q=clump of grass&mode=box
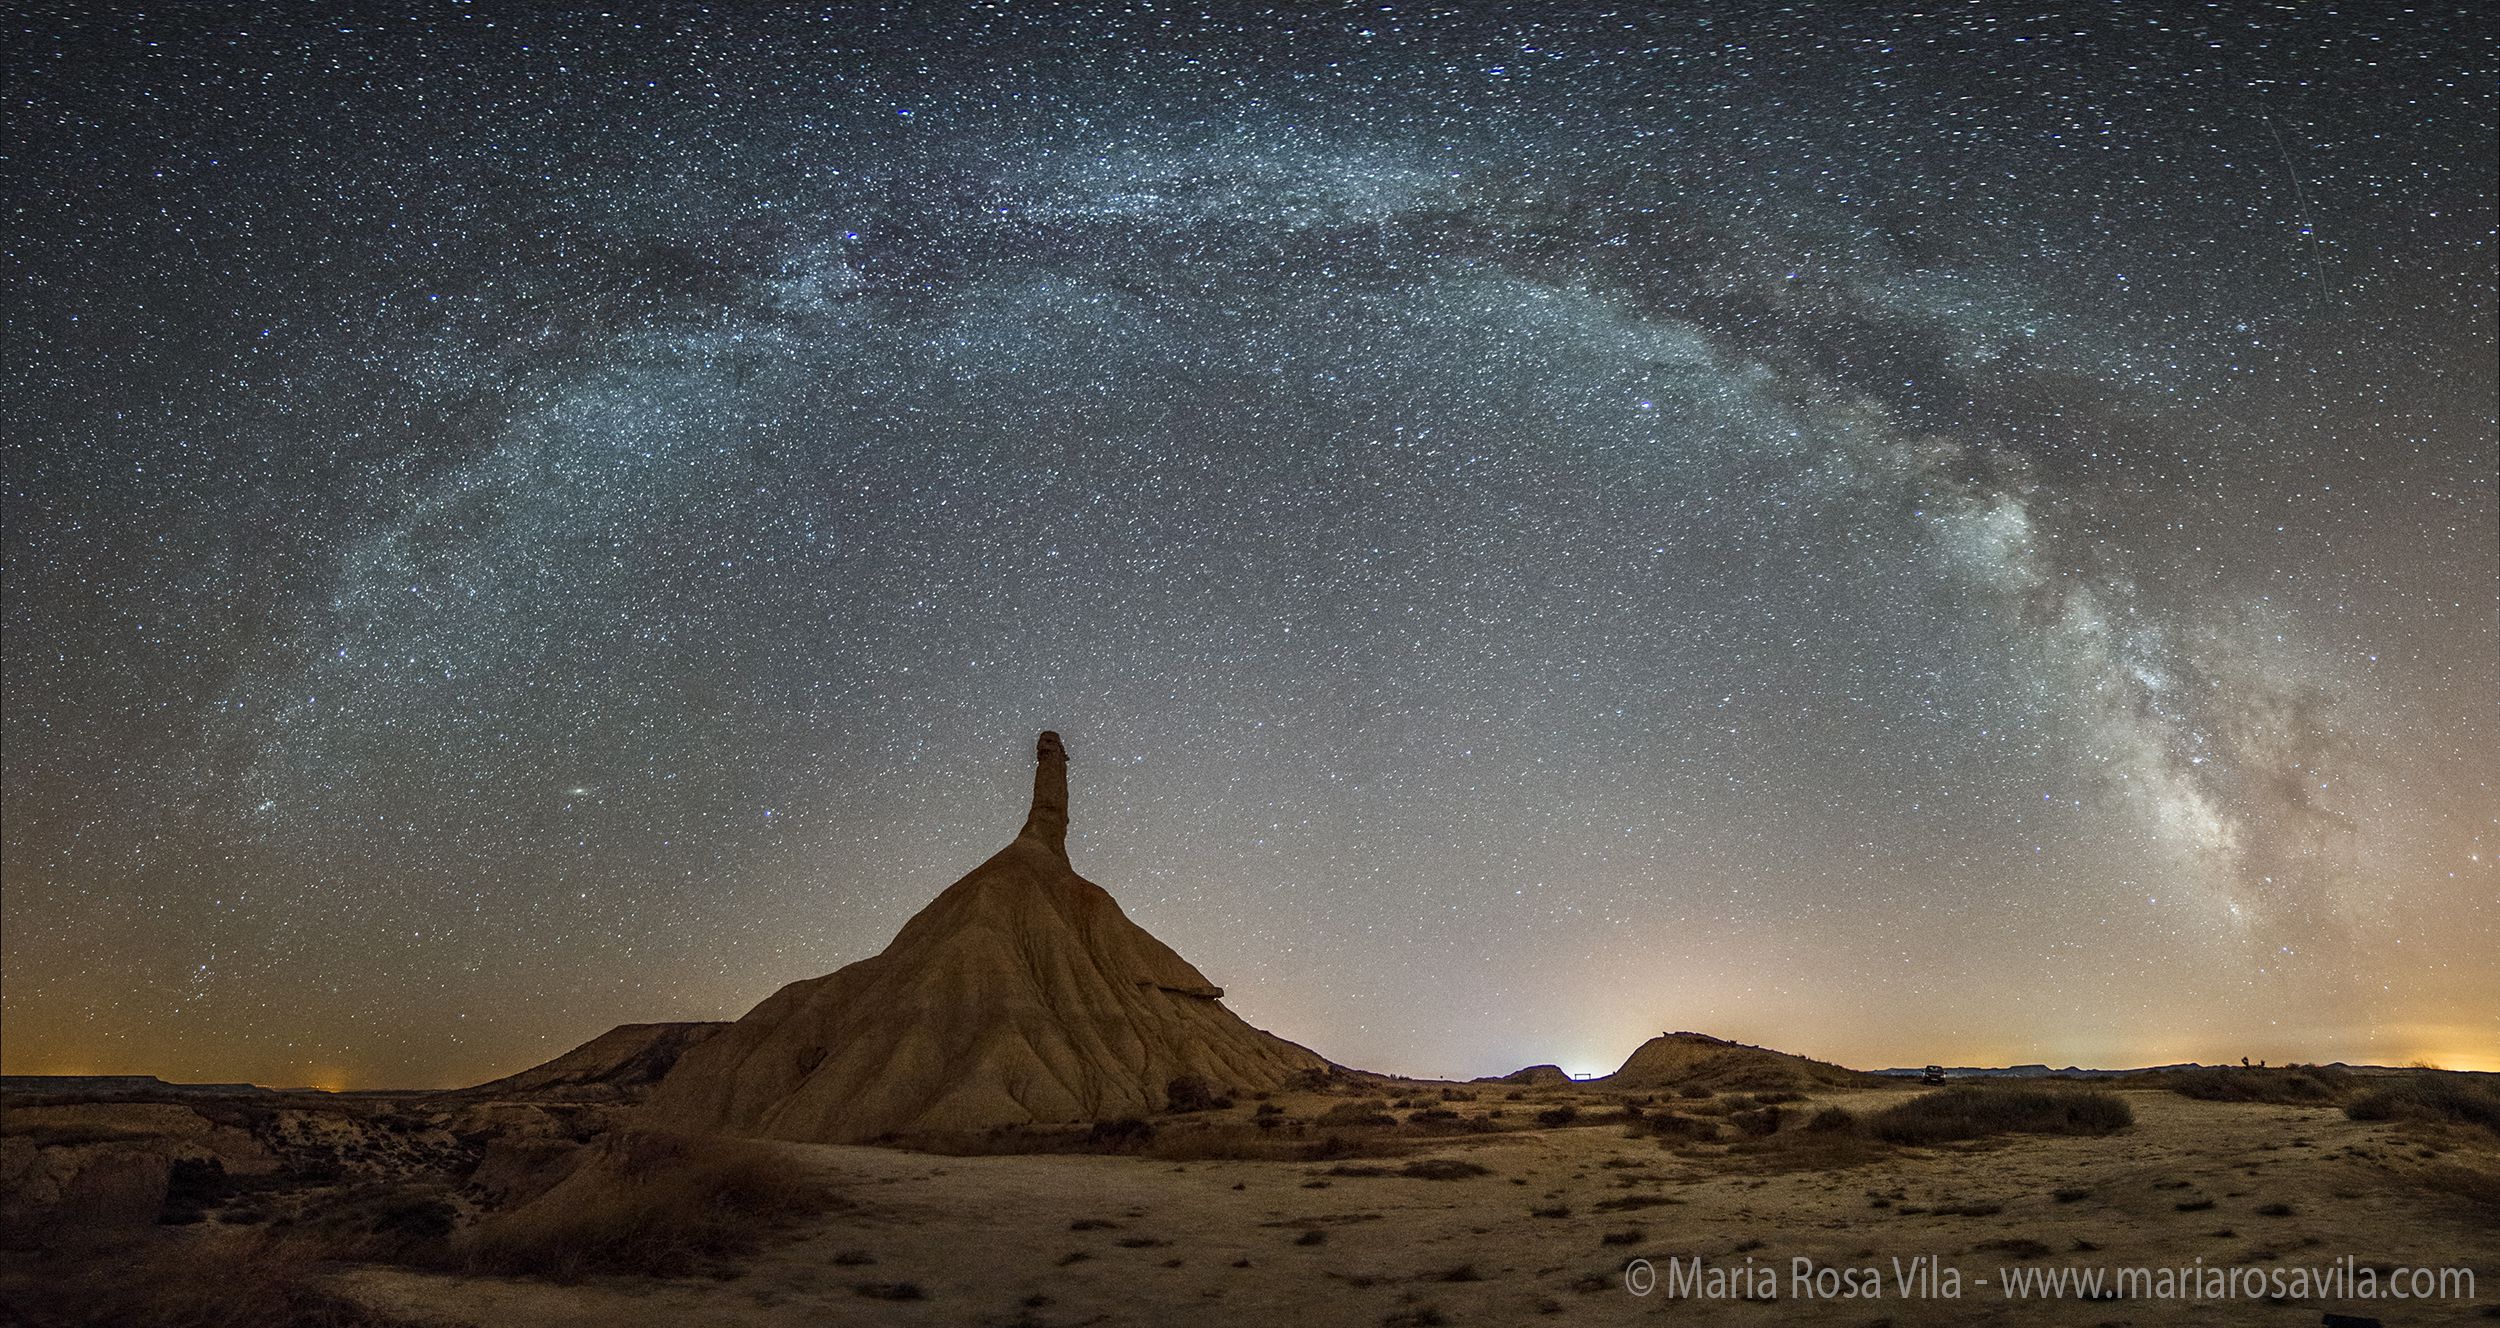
[1163,1074,1234,1114]
[2157,1065,2354,1104]
[1087,1117,1158,1148]
[0,1228,417,1328]
[2344,1075,2500,1137]
[1294,1229,1327,1246]
[276,1182,459,1263]
[1866,1087,2132,1145]
[1804,1107,1858,1133]
[1318,1101,1399,1129]
[1728,1106,1785,1137]
[1397,1159,1490,1181]
[456,1131,830,1281]
[1592,1194,1680,1212]
[853,1281,925,1301]
[1534,1106,1581,1128]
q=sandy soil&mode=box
[336,1088,2498,1327]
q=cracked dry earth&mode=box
[338,1090,2498,1327]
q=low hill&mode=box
[1476,1064,1572,1087]
[1595,1032,1876,1093]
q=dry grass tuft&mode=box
[1866,1087,2132,1146]
[2344,1074,2500,1139]
[2152,1065,2355,1105]
[455,1131,831,1281]
[0,1228,419,1328]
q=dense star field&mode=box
[4,4,2494,1088]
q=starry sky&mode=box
[5,3,2495,1089]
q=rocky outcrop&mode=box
[1595,1031,1874,1092]
[0,1104,278,1244]
[448,1022,730,1103]
[641,732,1332,1143]
[1478,1064,1573,1087]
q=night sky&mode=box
[5,3,2494,1089]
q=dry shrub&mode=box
[466,1138,586,1208]
[275,1182,458,1264]
[1867,1087,2132,1146]
[2158,1066,2354,1105]
[456,1131,829,1281]
[0,1228,415,1328]
[2344,1074,2500,1138]
[1394,1158,1491,1180]
[1629,1112,1719,1142]
[1729,1106,1786,1137]
[1162,1075,1232,1114]
[1710,1108,1894,1171]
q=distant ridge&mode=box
[1876,1061,2438,1080]
[0,1075,274,1099]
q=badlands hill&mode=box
[447,1022,729,1102]
[640,732,1332,1143]
[1479,1064,1573,1087]
[1595,1031,1878,1092]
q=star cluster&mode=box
[5,3,2494,1086]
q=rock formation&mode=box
[447,1022,730,1103]
[640,732,1330,1142]
[1595,1031,1874,1093]
[1478,1064,1573,1088]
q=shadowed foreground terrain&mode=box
[5,1069,2494,1327]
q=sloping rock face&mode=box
[1478,1064,1573,1087]
[1596,1032,1874,1093]
[641,732,1331,1143]
[449,1022,730,1102]
[0,1104,278,1245]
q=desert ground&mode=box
[7,1070,2495,1327]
